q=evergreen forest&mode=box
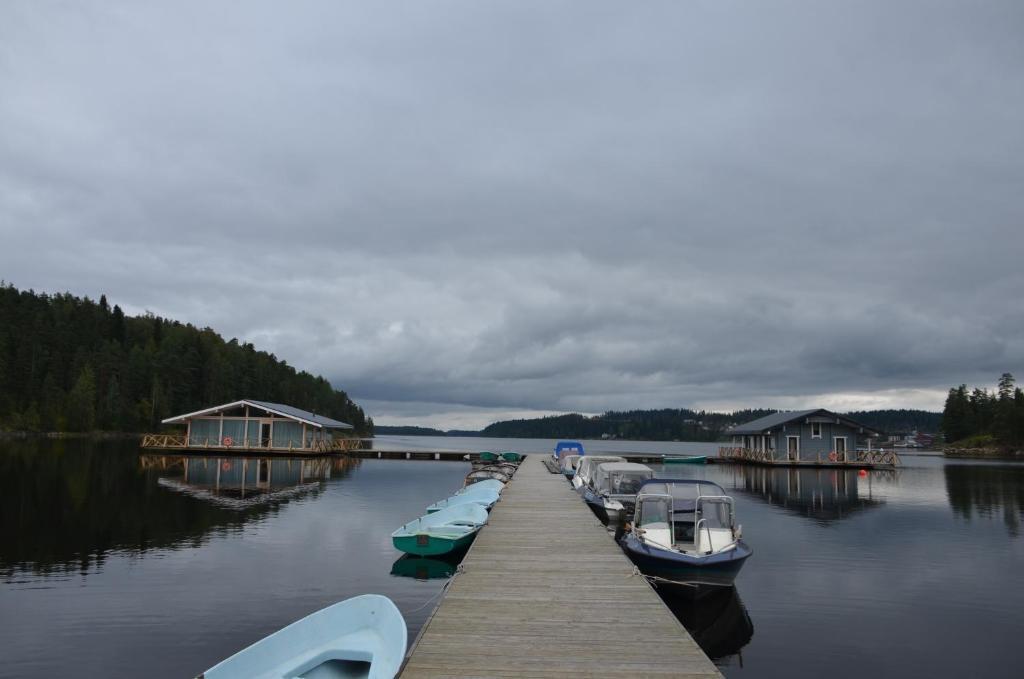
[941,373,1024,448]
[478,408,941,441]
[0,285,372,435]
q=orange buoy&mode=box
[223,436,234,447]
[858,469,868,477]
[828,451,838,462]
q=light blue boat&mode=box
[199,594,406,679]
[426,487,500,514]
[456,479,504,495]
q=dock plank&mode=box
[401,455,722,678]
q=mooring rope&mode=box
[406,563,466,613]
[628,565,698,589]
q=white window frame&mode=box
[811,422,822,439]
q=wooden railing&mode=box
[718,446,777,462]
[141,433,363,453]
[141,434,188,449]
[719,446,900,466]
[856,449,902,466]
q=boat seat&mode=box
[697,527,734,555]
[639,522,673,550]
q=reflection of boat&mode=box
[392,504,488,556]
[201,594,406,679]
[581,462,654,525]
[664,456,707,465]
[390,554,461,580]
[658,586,753,660]
[572,456,625,492]
[426,486,500,514]
[620,479,751,587]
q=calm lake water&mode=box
[3,435,1024,678]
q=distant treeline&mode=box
[477,408,941,441]
[941,373,1024,447]
[373,425,448,436]
[0,284,372,435]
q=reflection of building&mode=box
[142,399,357,454]
[141,454,358,509]
[725,465,885,522]
[723,409,890,466]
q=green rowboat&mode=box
[662,455,707,464]
[499,451,522,462]
[391,503,488,556]
[479,451,499,462]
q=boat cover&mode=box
[592,462,654,495]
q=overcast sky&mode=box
[2,1,1022,429]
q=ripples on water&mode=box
[2,437,1024,678]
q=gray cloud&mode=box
[2,1,1023,427]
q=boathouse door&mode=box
[834,436,847,461]
[787,436,800,461]
[261,422,272,448]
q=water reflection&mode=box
[945,463,1024,536]
[390,554,461,580]
[723,465,886,523]
[143,455,351,509]
[0,439,357,574]
[658,586,753,664]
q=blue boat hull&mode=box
[620,533,752,588]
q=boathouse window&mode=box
[811,422,822,439]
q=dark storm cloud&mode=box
[2,1,1023,427]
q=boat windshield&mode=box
[697,497,733,530]
[637,496,671,527]
[610,472,651,494]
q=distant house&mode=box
[726,409,883,462]
[142,399,355,454]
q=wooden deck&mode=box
[401,455,722,678]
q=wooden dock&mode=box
[401,455,722,678]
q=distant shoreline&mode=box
[0,430,142,440]
[944,446,1024,461]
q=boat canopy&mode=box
[593,462,654,495]
[637,478,727,510]
[575,456,626,485]
[554,440,585,457]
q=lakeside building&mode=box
[141,399,355,454]
[722,408,889,465]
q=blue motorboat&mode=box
[553,440,584,463]
[619,479,751,588]
[199,594,406,679]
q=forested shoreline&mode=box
[941,373,1024,450]
[0,285,372,435]
[456,408,941,441]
